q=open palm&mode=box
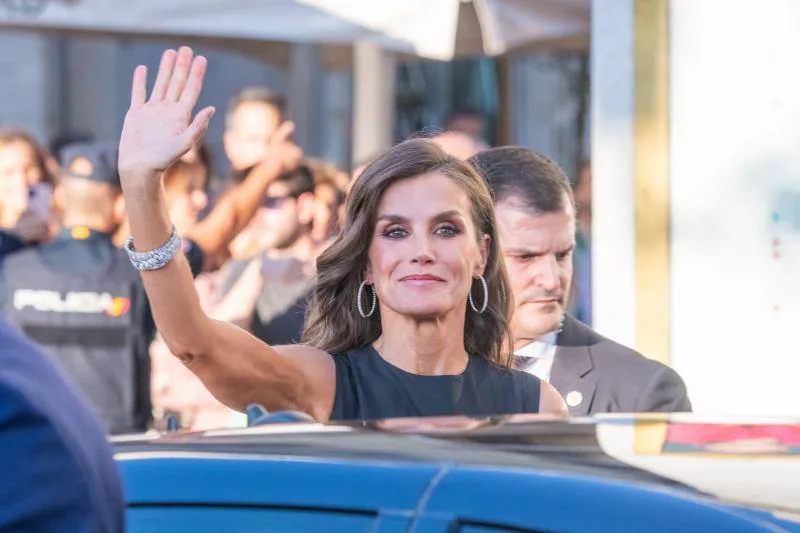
[118,47,215,184]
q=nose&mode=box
[411,233,435,265]
[535,255,560,291]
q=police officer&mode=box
[1,131,304,434]
[0,141,201,435]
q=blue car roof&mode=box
[114,414,800,532]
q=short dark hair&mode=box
[276,163,315,198]
[225,86,286,129]
[467,146,575,215]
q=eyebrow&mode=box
[377,210,466,224]
[503,243,576,255]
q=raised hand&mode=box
[118,47,215,186]
[264,120,303,174]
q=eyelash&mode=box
[515,250,573,262]
[382,224,461,239]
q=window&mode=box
[128,506,376,533]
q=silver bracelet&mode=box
[124,227,182,271]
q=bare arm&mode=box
[185,123,301,264]
[117,47,336,421]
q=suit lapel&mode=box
[550,315,596,416]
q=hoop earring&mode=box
[468,275,488,314]
[357,281,377,318]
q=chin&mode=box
[391,299,455,321]
[516,308,562,337]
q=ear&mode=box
[475,233,490,277]
[296,191,316,225]
[113,194,127,226]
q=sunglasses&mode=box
[262,195,294,209]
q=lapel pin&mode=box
[566,391,583,408]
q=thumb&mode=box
[270,120,295,146]
[184,106,216,146]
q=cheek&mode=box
[366,240,392,278]
[560,262,573,285]
[504,260,527,285]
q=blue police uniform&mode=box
[0,317,124,532]
[0,142,204,435]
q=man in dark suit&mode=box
[469,147,691,416]
[0,317,124,532]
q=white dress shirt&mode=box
[513,331,558,382]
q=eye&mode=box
[382,226,408,239]
[556,249,574,261]
[435,224,460,237]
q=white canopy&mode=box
[0,0,590,61]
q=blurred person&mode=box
[1,142,156,434]
[48,132,94,179]
[116,47,566,421]
[212,163,318,346]
[0,129,55,257]
[1,133,299,434]
[307,158,347,244]
[149,127,302,430]
[470,147,691,415]
[223,86,286,178]
[432,130,488,160]
[0,317,124,532]
[445,108,488,145]
[164,120,301,270]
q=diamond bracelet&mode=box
[124,227,182,271]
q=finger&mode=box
[183,106,216,147]
[130,65,147,108]
[179,55,208,110]
[166,46,195,102]
[270,121,295,145]
[150,49,177,102]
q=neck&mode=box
[513,324,562,351]
[373,306,469,375]
[268,232,316,263]
[61,213,114,233]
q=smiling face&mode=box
[365,172,488,321]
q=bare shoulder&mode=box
[539,380,569,417]
[273,343,332,362]
[272,344,337,421]
[272,344,336,381]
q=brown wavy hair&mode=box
[302,138,514,367]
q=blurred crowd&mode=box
[3,85,591,433]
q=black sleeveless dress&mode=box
[329,345,542,421]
